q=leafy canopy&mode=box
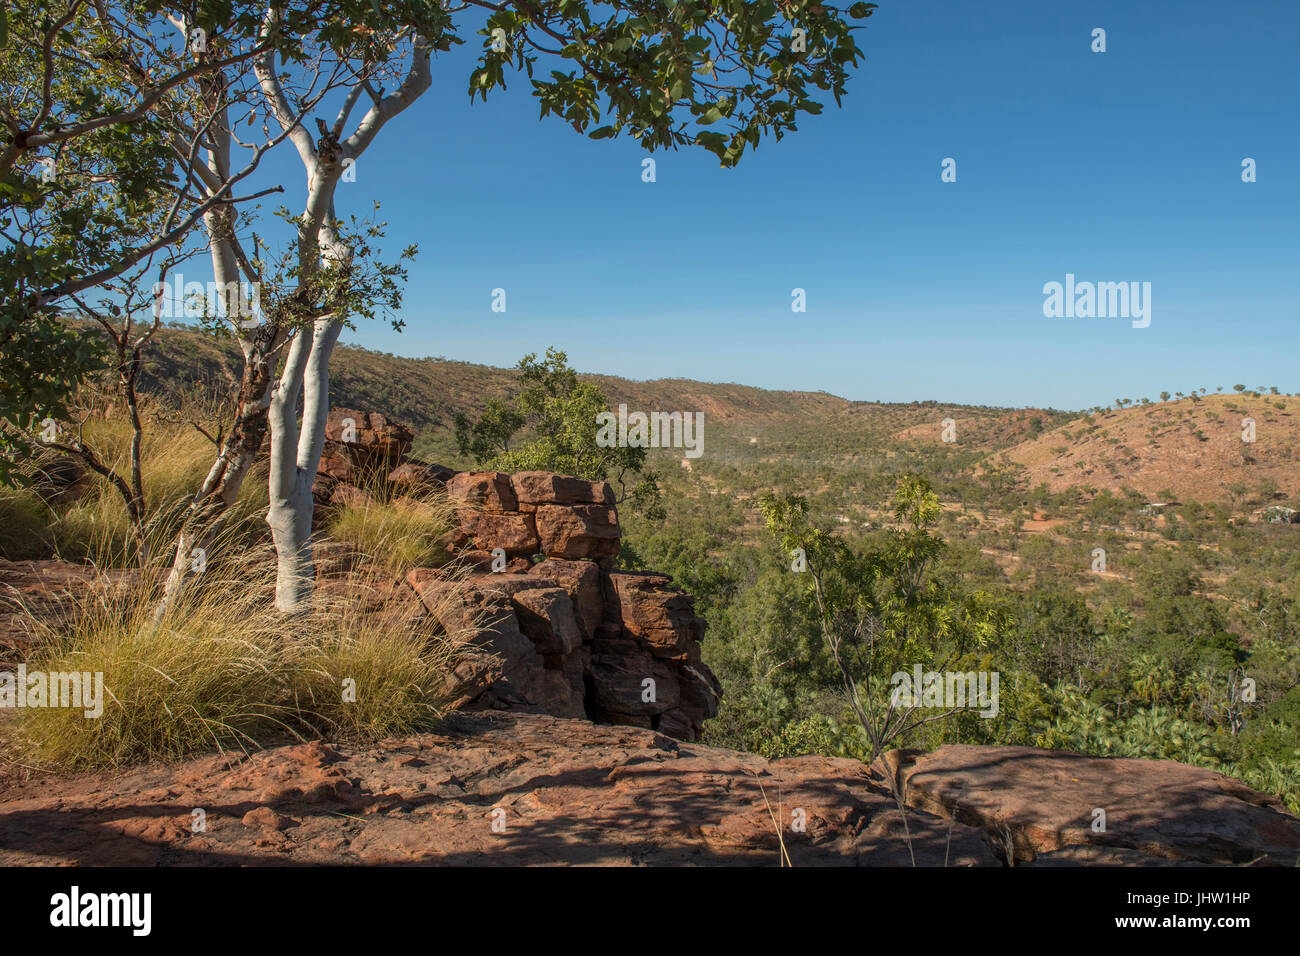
[470,0,878,166]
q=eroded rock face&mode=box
[533,504,620,563]
[606,571,704,660]
[452,511,539,557]
[511,471,614,508]
[387,462,454,492]
[407,561,719,739]
[446,471,517,513]
[3,713,1293,867]
[318,409,413,484]
[528,558,602,639]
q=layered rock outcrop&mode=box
[309,411,721,741]
[877,744,1300,865]
[412,470,721,740]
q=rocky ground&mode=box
[1,712,1297,866]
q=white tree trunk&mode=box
[255,18,432,611]
[266,315,342,610]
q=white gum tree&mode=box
[164,0,875,613]
[256,7,432,610]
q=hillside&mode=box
[995,393,1300,503]
[134,324,1300,508]
[138,323,1055,466]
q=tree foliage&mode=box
[456,347,663,516]
[469,0,877,166]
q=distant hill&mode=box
[994,393,1300,503]
[137,323,1047,465]
[134,324,1298,505]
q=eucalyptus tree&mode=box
[167,0,880,611]
[0,0,322,480]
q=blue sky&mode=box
[240,0,1299,410]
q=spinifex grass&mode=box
[326,474,457,577]
[11,543,474,770]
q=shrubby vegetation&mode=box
[454,349,664,517]
[4,330,1297,812]
[12,537,471,769]
[620,415,1300,813]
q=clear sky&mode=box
[240,0,1300,410]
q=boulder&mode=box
[453,511,539,557]
[534,504,620,563]
[324,408,412,461]
[446,471,517,513]
[511,587,582,655]
[605,571,703,660]
[880,744,1300,866]
[0,712,1006,866]
[406,572,583,719]
[388,461,455,492]
[528,558,603,640]
[512,471,615,508]
[319,409,413,484]
[587,649,682,718]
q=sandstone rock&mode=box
[242,807,291,831]
[318,409,413,485]
[325,408,412,461]
[446,471,517,513]
[587,649,681,717]
[881,744,1300,866]
[605,571,703,660]
[316,448,358,483]
[406,572,572,717]
[511,587,582,655]
[528,558,603,639]
[329,482,375,510]
[454,511,539,556]
[458,550,529,574]
[533,504,619,562]
[512,471,614,508]
[0,712,1015,867]
[388,461,455,491]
